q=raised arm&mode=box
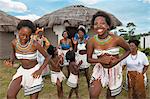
[117,36,131,62]
[32,40,50,78]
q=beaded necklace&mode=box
[94,35,112,45]
[130,53,138,60]
[16,37,33,53]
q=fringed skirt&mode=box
[90,63,122,96]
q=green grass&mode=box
[0,60,150,99]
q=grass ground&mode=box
[0,60,150,99]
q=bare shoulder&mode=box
[60,39,63,43]
[110,34,123,41]
[88,36,95,43]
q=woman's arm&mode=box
[142,65,149,74]
[34,40,50,71]
[43,37,50,50]
[117,36,130,62]
[68,39,73,50]
[32,40,50,78]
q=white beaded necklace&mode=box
[130,52,138,60]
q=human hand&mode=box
[32,69,42,78]
[3,60,13,67]
[78,60,83,65]
[73,40,78,45]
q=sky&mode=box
[0,0,150,34]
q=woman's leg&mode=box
[56,79,63,99]
[30,92,39,99]
[84,68,90,88]
[7,76,22,99]
[106,88,115,99]
[89,80,102,99]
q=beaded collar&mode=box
[16,37,34,54]
[94,35,112,45]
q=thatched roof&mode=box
[34,5,122,29]
[0,10,20,32]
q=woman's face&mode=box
[78,30,84,38]
[94,16,109,36]
[18,27,32,44]
[63,32,68,38]
[37,31,43,38]
[129,42,138,52]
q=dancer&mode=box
[4,20,50,99]
[47,45,66,99]
[66,50,82,99]
[87,11,130,99]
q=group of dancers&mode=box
[4,11,149,99]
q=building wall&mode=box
[0,32,15,59]
[45,28,58,46]
[53,25,65,45]
[140,35,150,48]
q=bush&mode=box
[141,48,150,56]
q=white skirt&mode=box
[67,73,78,88]
[51,71,66,85]
[11,64,43,96]
[76,53,90,69]
[90,63,122,96]
[58,49,69,66]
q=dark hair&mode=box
[78,27,86,34]
[62,31,69,37]
[91,11,112,29]
[47,45,56,58]
[17,20,36,33]
[66,50,75,62]
[128,39,140,47]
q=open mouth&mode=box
[97,29,104,32]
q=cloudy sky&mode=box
[0,0,150,34]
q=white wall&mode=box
[140,35,150,48]
[53,25,65,45]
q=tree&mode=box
[126,22,136,36]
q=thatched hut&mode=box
[0,11,20,59]
[34,5,122,45]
